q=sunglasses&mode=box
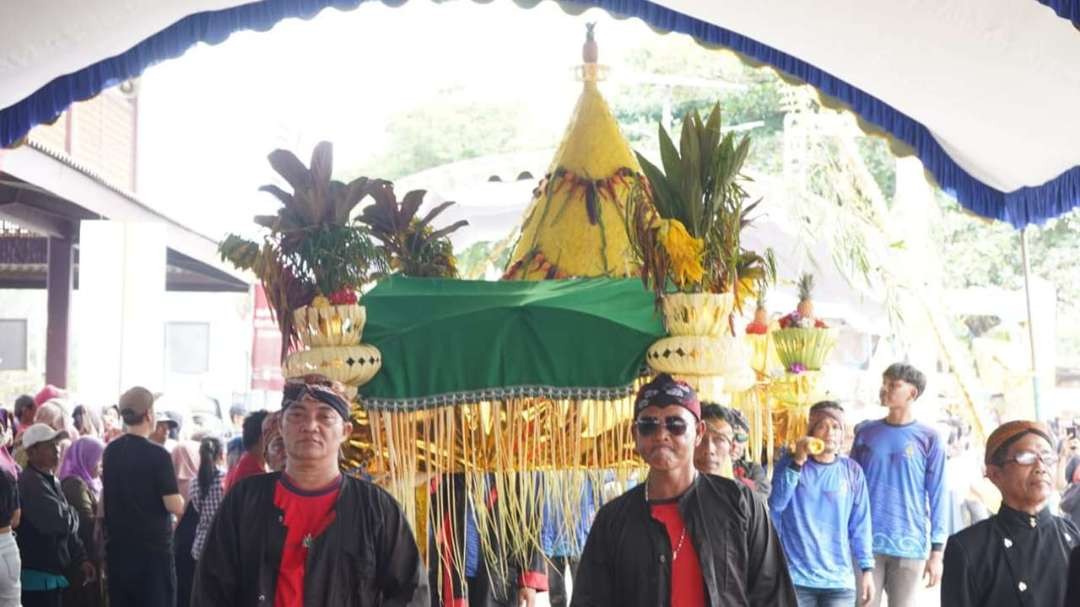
[734,432,749,443]
[1000,450,1058,467]
[635,416,690,437]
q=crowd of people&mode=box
[0,362,1078,606]
[0,384,294,607]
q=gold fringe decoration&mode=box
[731,385,770,472]
[349,389,649,605]
[766,371,827,451]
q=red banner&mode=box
[251,285,284,391]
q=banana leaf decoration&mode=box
[218,141,388,358]
[626,102,776,318]
[356,181,468,278]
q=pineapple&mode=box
[746,286,770,335]
[779,272,827,329]
[796,273,815,319]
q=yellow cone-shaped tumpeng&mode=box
[504,27,644,280]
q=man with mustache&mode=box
[192,376,427,606]
[941,420,1079,606]
[693,404,735,479]
[570,373,795,607]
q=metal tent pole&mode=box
[1019,227,1042,421]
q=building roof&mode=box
[0,142,249,292]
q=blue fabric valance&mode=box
[1,0,1078,228]
[1034,0,1080,27]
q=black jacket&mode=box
[942,505,1078,607]
[16,465,86,574]
[570,473,795,607]
[192,472,428,607]
[1066,545,1080,607]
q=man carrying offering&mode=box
[192,376,428,606]
[571,373,795,607]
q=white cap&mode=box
[155,410,180,428]
[21,423,69,450]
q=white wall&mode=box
[0,286,252,413]
[0,289,48,403]
[161,290,254,412]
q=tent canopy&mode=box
[358,276,665,410]
[1,0,1079,228]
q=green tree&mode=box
[939,197,1080,365]
[347,89,545,180]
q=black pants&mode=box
[21,589,63,607]
[547,556,579,607]
[106,547,176,607]
[174,504,198,607]
[465,553,520,607]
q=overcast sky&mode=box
[136,1,676,239]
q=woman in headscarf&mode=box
[72,406,102,439]
[58,436,106,607]
[100,405,122,443]
[33,400,68,433]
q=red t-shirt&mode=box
[650,502,706,607]
[273,474,342,607]
[225,451,266,492]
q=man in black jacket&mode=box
[192,375,428,606]
[941,420,1079,606]
[17,423,94,607]
[571,374,795,607]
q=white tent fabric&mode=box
[654,0,1080,194]
[0,1,247,111]
[1,0,1079,226]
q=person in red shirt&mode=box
[224,410,269,492]
[261,410,286,473]
[192,375,427,606]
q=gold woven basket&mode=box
[661,292,734,337]
[646,335,734,376]
[294,304,367,348]
[675,375,727,403]
[283,344,382,397]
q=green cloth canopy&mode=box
[358,276,665,411]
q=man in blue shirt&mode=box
[771,401,874,606]
[850,363,947,607]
